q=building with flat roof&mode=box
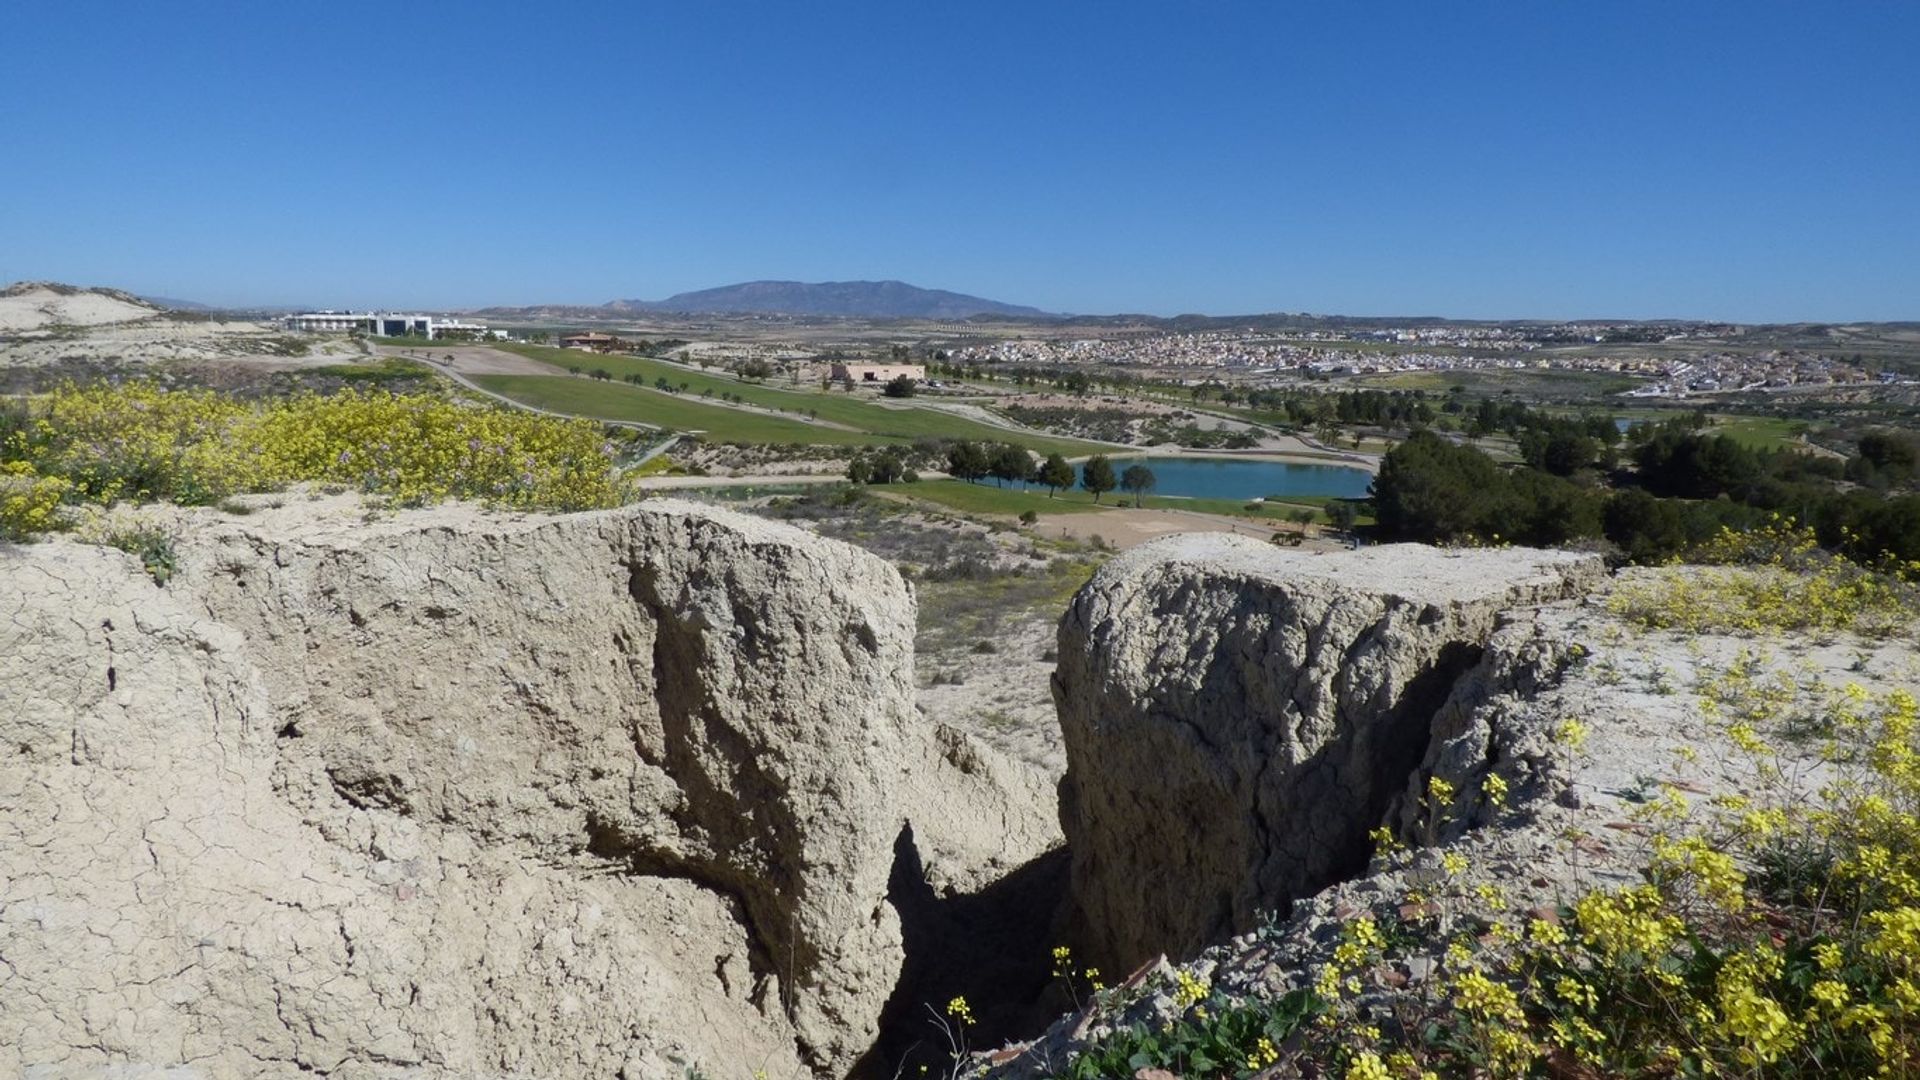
[561,332,626,353]
[831,362,925,384]
[281,311,491,340]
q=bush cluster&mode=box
[1371,430,1602,546]
[0,382,625,538]
[1371,426,1920,565]
[1609,521,1919,638]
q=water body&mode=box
[1102,456,1373,501]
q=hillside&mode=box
[609,279,1052,319]
[0,280,353,370]
[0,281,163,332]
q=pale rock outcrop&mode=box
[0,497,1048,1078]
[1053,536,1602,971]
[975,571,1911,1077]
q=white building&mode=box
[282,311,491,340]
[830,361,926,384]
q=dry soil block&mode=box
[1053,536,1601,971]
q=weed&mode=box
[104,525,177,585]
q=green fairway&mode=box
[498,344,1103,454]
[1709,415,1811,450]
[471,375,888,445]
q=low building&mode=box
[282,311,364,334]
[561,332,625,353]
[281,311,490,340]
[831,362,925,384]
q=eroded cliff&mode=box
[1053,536,1603,972]
[0,497,1056,1078]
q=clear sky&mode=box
[3,2,1915,321]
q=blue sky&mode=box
[3,2,1915,321]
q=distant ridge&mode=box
[140,295,217,313]
[608,280,1051,319]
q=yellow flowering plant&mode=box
[0,382,627,532]
[1041,568,1920,1079]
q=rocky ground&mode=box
[0,494,1060,1079]
[0,283,358,370]
[739,487,1094,775]
[10,482,1910,1079]
[967,546,1919,1077]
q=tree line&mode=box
[847,439,1159,506]
[1371,421,1920,565]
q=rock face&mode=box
[1053,536,1602,971]
[0,497,1032,1078]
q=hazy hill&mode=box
[608,280,1051,319]
[0,281,163,332]
[140,295,218,313]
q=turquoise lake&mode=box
[1100,456,1373,500]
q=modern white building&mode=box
[282,311,492,339]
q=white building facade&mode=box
[282,311,491,339]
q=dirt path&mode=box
[633,473,846,490]
[1029,505,1343,549]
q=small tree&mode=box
[1325,500,1359,534]
[883,375,917,398]
[1038,453,1075,498]
[1120,463,1157,507]
[989,444,1034,488]
[1081,455,1117,503]
[592,368,611,381]
[845,456,873,485]
[946,441,989,484]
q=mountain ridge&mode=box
[608,279,1052,319]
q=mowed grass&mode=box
[1710,414,1811,450]
[498,344,1102,454]
[471,375,889,445]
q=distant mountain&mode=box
[609,280,1051,319]
[140,295,217,312]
